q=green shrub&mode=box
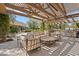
[10,25,20,33]
[0,14,10,39]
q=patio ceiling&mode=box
[0,3,79,23]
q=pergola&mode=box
[0,3,79,23]
[0,4,79,55]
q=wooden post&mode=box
[25,38,28,55]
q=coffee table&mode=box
[41,36,58,46]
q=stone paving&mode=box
[28,37,79,56]
[0,36,79,56]
[0,39,26,56]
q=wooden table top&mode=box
[41,36,58,41]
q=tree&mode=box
[53,23,58,29]
[76,22,79,28]
[59,23,67,30]
[0,14,10,41]
[47,22,52,30]
[9,14,16,24]
[40,20,46,32]
[10,25,20,33]
[27,19,39,31]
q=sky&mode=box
[15,15,30,23]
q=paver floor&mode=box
[28,37,79,56]
[0,36,79,56]
[0,39,26,56]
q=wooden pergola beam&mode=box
[47,4,57,16]
[25,4,55,17]
[5,3,68,21]
[49,3,65,20]
[60,3,67,15]
[6,4,79,21]
[5,4,48,20]
[6,9,43,20]
[2,3,79,23]
[67,13,79,18]
[55,13,79,19]
[55,3,66,15]
[49,3,66,16]
[49,3,58,11]
[0,4,6,14]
